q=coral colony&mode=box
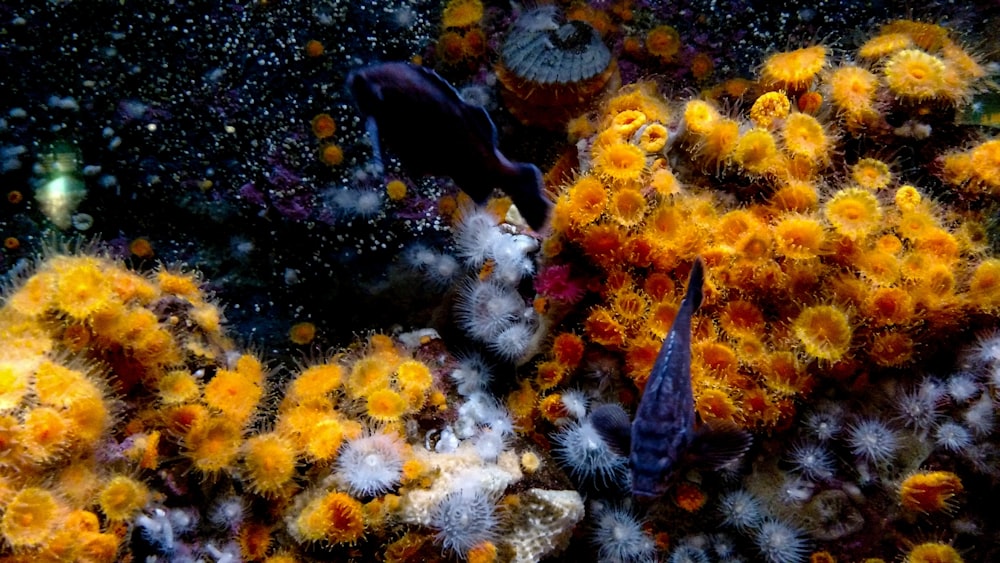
[3,1,1000,562]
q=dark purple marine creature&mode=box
[347,62,552,231]
[592,258,752,500]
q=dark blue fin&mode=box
[684,257,704,314]
[683,426,752,470]
[364,116,384,174]
[589,403,632,457]
[503,162,551,231]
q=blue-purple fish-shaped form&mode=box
[592,258,752,499]
[347,62,552,231]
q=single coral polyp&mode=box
[761,45,827,91]
[1,487,60,548]
[733,128,781,176]
[823,188,883,239]
[883,49,954,103]
[792,305,853,361]
[293,491,365,544]
[593,141,647,184]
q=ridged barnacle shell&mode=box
[500,6,611,85]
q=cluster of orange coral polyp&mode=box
[541,21,998,431]
[0,252,244,558]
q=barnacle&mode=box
[496,6,615,128]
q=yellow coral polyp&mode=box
[695,387,739,423]
[610,287,650,325]
[304,417,346,461]
[22,406,71,462]
[781,112,831,167]
[734,128,781,176]
[719,300,766,337]
[823,187,882,239]
[54,258,115,321]
[900,470,963,513]
[1,487,60,547]
[858,32,912,59]
[6,272,55,318]
[610,110,647,137]
[608,187,649,227]
[865,287,914,325]
[639,123,668,153]
[98,475,149,521]
[594,141,647,183]
[243,433,297,495]
[184,415,243,473]
[774,215,827,259]
[0,360,32,411]
[646,25,682,61]
[396,359,433,392]
[969,139,1000,192]
[852,158,892,190]
[204,369,261,424]
[906,542,964,563]
[562,176,608,226]
[827,65,879,117]
[969,258,1000,307]
[366,388,408,421]
[770,180,819,212]
[294,491,365,544]
[288,363,343,403]
[695,118,740,164]
[156,269,202,299]
[347,356,394,399]
[761,45,827,91]
[65,395,110,446]
[883,49,953,103]
[792,305,852,361]
[442,0,483,29]
[749,91,791,129]
[682,99,720,137]
[34,360,101,407]
[158,370,201,404]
